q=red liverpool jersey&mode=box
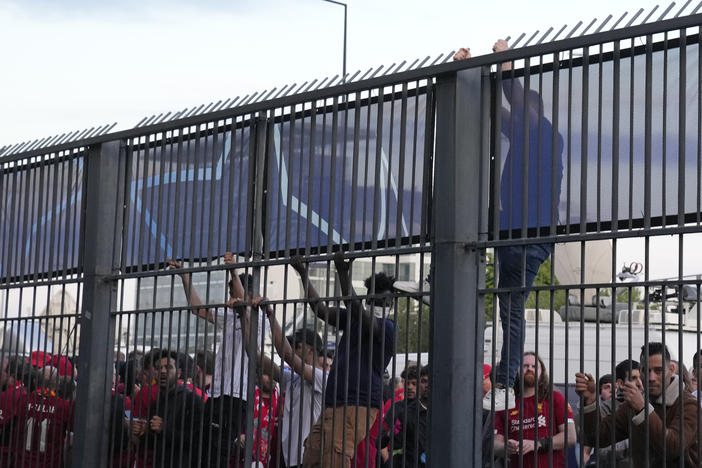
[13,391,74,468]
[494,391,574,468]
[0,384,28,466]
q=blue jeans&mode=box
[495,244,552,388]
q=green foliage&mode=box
[599,287,643,304]
[484,252,566,322]
[525,257,567,312]
[394,298,430,353]
[485,252,496,322]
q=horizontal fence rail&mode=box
[2,11,702,468]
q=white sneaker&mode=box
[482,386,516,412]
[393,279,431,305]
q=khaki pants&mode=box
[302,406,379,468]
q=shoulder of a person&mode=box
[280,367,294,383]
[681,391,701,407]
[215,307,235,318]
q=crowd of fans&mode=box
[2,339,702,467]
[0,250,426,468]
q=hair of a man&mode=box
[177,352,196,381]
[156,349,180,363]
[239,273,255,297]
[123,359,141,393]
[615,359,640,382]
[56,376,76,400]
[598,374,613,392]
[693,349,702,370]
[195,350,215,375]
[6,356,35,387]
[363,272,396,294]
[142,348,163,370]
[514,351,551,401]
[419,365,430,378]
[640,342,671,363]
[401,365,419,382]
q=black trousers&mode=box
[204,395,246,468]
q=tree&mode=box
[484,252,566,322]
[394,298,430,353]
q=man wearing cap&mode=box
[237,296,326,468]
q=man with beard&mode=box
[391,365,429,468]
[583,360,643,467]
[291,253,396,468]
[494,352,575,468]
[137,350,205,468]
[577,343,701,467]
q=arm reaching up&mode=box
[493,38,542,127]
[224,251,246,301]
[290,255,340,327]
[168,258,214,323]
[334,251,387,340]
[261,298,319,385]
[233,296,280,383]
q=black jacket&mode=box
[146,384,205,468]
[392,398,428,468]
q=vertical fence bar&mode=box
[429,67,487,468]
[72,140,123,468]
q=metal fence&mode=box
[1,10,702,468]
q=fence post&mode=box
[429,67,489,467]
[242,113,268,467]
[72,140,123,468]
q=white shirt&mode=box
[279,366,326,466]
[211,307,269,399]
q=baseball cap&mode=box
[286,328,324,354]
[52,355,74,377]
[483,364,492,380]
[28,350,52,368]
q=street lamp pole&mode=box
[321,0,347,82]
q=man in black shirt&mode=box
[141,350,205,468]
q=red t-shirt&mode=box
[0,384,28,464]
[133,383,159,419]
[132,384,159,468]
[249,387,279,465]
[13,391,74,468]
[494,391,574,468]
